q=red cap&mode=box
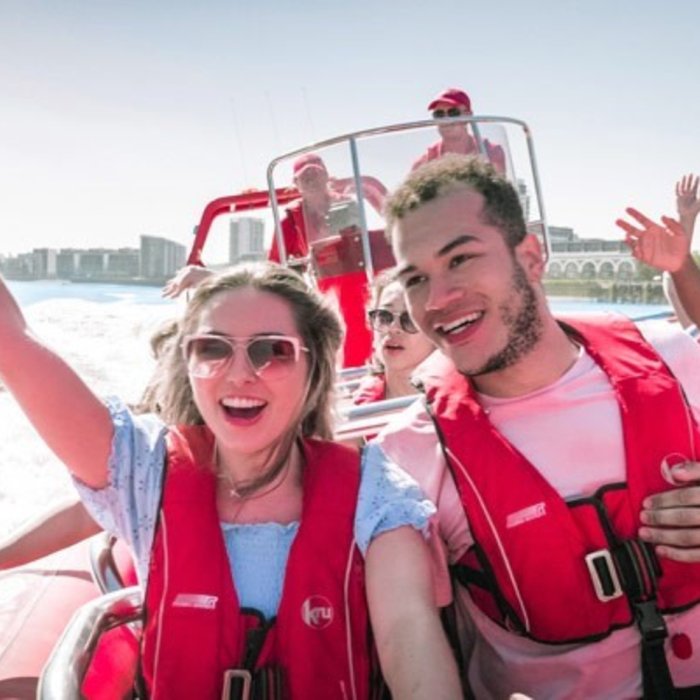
[427,88,472,113]
[293,153,327,177]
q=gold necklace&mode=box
[213,441,295,502]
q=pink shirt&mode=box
[366,318,700,699]
[412,138,507,174]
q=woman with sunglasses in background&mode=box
[353,271,435,405]
[0,264,460,699]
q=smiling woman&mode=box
[0,263,461,699]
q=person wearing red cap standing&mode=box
[270,153,376,367]
[162,154,384,368]
[412,88,506,174]
[269,154,341,263]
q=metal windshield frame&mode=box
[265,115,550,271]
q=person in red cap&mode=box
[269,153,345,263]
[163,154,387,368]
[269,153,384,368]
[412,87,506,174]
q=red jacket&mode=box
[423,315,700,643]
[269,203,372,368]
[412,138,506,174]
[352,374,387,405]
[141,427,372,699]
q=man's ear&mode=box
[514,233,545,281]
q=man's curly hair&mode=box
[385,154,527,249]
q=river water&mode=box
[0,280,672,538]
[0,281,179,538]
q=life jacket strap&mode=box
[585,539,661,605]
[587,540,676,699]
[220,618,284,700]
[613,539,662,601]
[222,666,284,700]
[585,549,624,602]
[222,669,252,700]
[635,600,677,700]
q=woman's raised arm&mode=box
[0,276,113,488]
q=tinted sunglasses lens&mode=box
[369,309,392,330]
[433,107,462,119]
[247,338,297,374]
[400,312,418,333]
[186,337,233,377]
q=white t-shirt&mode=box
[364,319,700,699]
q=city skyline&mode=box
[1,2,698,256]
[0,234,186,282]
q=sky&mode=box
[1,0,699,256]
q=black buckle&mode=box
[221,669,252,700]
[634,600,668,643]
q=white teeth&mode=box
[438,311,483,334]
[221,397,266,408]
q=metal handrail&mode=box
[340,394,418,420]
[338,366,369,382]
[38,587,143,700]
[334,394,419,442]
[88,532,126,594]
[265,115,549,266]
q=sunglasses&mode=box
[432,107,466,119]
[182,334,309,379]
[367,309,418,334]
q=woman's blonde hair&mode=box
[153,263,343,440]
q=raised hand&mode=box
[162,265,213,299]
[676,174,700,233]
[616,207,691,273]
[640,462,700,562]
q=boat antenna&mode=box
[265,90,282,154]
[302,86,317,142]
[231,98,250,186]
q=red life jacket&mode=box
[423,315,700,644]
[141,427,373,699]
[268,204,309,263]
[412,138,506,174]
[268,203,372,368]
[353,374,387,405]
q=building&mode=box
[106,248,140,278]
[76,249,110,278]
[1,238,184,282]
[31,248,58,278]
[549,226,577,245]
[140,235,187,280]
[56,249,82,279]
[229,217,266,264]
[545,228,638,280]
[0,252,34,278]
[53,247,140,280]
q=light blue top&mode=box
[75,398,434,619]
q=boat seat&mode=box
[38,587,142,700]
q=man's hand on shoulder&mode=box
[640,461,700,562]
